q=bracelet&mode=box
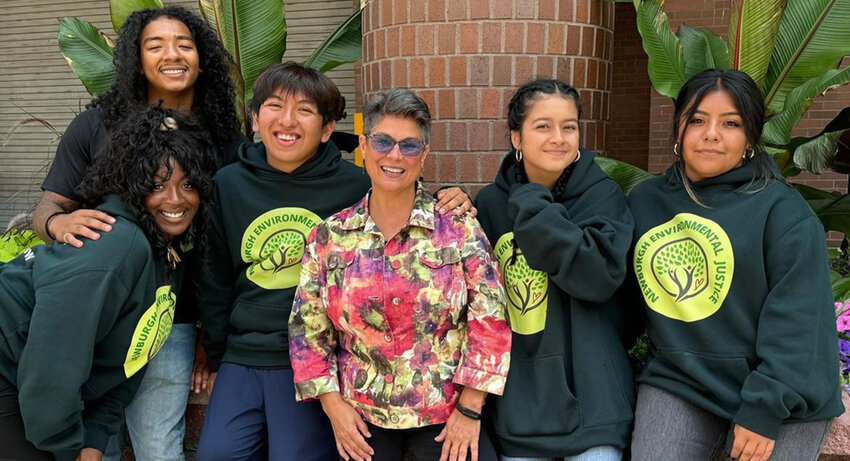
[44,211,66,241]
[454,403,481,421]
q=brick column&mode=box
[361,0,615,194]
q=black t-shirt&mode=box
[41,107,245,323]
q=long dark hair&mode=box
[89,6,238,150]
[507,78,583,201]
[77,107,216,264]
[672,69,784,204]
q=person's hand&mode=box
[730,424,775,461]
[192,341,210,394]
[435,409,481,461]
[319,392,373,461]
[75,447,103,461]
[436,187,477,217]
[49,209,115,248]
[205,371,217,397]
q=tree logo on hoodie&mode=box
[124,285,175,378]
[634,213,734,322]
[494,232,548,335]
[242,207,322,289]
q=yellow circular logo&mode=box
[124,285,175,378]
[494,232,548,335]
[241,208,322,290]
[634,213,734,322]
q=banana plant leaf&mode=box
[110,0,163,32]
[763,0,850,114]
[727,0,785,89]
[302,7,363,73]
[763,67,850,146]
[58,17,116,96]
[679,25,730,80]
[792,130,845,174]
[633,0,685,98]
[832,274,850,302]
[794,183,850,235]
[198,0,287,112]
[594,155,656,195]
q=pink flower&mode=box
[837,301,850,332]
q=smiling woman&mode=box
[289,89,511,461]
[0,107,215,461]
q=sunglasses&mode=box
[365,134,426,158]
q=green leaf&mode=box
[767,146,802,177]
[634,0,685,98]
[832,274,850,302]
[762,67,850,146]
[303,7,363,73]
[679,25,730,80]
[58,17,116,96]
[763,0,850,114]
[198,0,225,43]
[110,0,163,32]
[794,183,850,235]
[792,130,844,174]
[210,0,287,112]
[727,0,786,88]
[594,156,656,195]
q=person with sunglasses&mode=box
[289,88,511,461]
[197,66,475,461]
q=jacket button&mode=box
[392,297,402,305]
[391,260,401,269]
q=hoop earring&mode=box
[673,143,680,157]
[573,150,581,164]
[744,147,755,160]
[515,150,523,162]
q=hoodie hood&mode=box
[237,139,344,181]
[494,148,609,201]
[98,194,139,223]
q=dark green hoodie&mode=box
[0,195,175,460]
[628,163,845,439]
[474,150,637,457]
[202,140,369,370]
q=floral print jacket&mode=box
[289,186,511,429]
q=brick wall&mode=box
[607,3,650,169]
[361,0,614,196]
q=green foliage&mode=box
[302,7,363,73]
[727,0,785,89]
[594,156,656,195]
[110,0,163,31]
[0,230,44,263]
[58,17,115,96]
[633,0,684,98]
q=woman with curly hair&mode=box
[0,107,215,461]
[29,6,240,459]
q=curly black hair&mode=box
[507,79,583,201]
[77,106,216,266]
[89,6,238,150]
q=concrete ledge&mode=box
[819,390,850,461]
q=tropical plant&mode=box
[57,0,363,136]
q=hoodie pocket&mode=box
[492,355,581,436]
[649,348,751,410]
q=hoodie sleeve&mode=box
[507,181,634,303]
[733,214,842,439]
[201,183,236,371]
[17,269,129,460]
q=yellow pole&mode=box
[354,112,363,167]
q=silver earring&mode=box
[573,150,581,163]
[515,150,523,162]
[673,143,680,157]
[744,147,755,160]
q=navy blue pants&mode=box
[196,363,336,461]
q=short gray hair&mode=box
[363,89,431,144]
